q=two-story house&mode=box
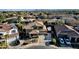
[0,23,19,45]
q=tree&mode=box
[4,34,9,48]
[56,19,65,25]
[0,15,5,23]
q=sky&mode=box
[0,0,79,9]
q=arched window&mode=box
[11,30,16,34]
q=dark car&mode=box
[58,38,65,47]
[58,34,71,47]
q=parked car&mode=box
[64,39,71,47]
[59,38,65,47]
[58,34,72,47]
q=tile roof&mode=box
[34,20,44,26]
[29,30,39,34]
[23,24,33,30]
[0,23,12,32]
[54,25,79,37]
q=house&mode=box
[21,17,36,23]
[48,19,57,24]
[33,20,44,30]
[33,20,47,35]
[23,20,47,39]
[62,17,77,25]
[73,24,79,32]
[4,17,18,24]
[23,23,34,32]
[0,23,19,45]
[54,25,79,37]
[25,15,35,19]
[29,30,39,38]
[54,24,79,47]
[44,33,52,43]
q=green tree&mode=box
[4,34,9,48]
[0,15,5,23]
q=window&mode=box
[0,37,2,39]
[77,38,79,43]
[0,26,2,28]
[0,33,3,35]
[71,37,76,43]
[47,27,51,31]
[38,27,43,29]
[11,30,16,34]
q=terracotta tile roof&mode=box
[29,30,39,34]
[0,24,12,32]
[34,20,44,26]
[23,20,44,29]
[23,23,34,30]
[24,15,35,19]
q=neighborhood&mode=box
[0,9,79,49]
